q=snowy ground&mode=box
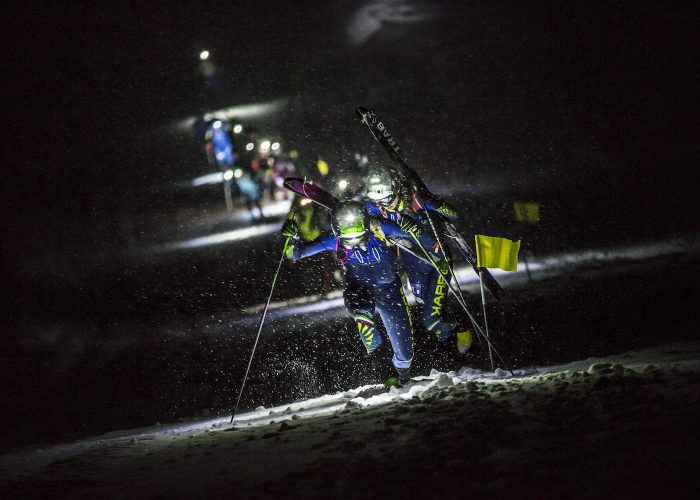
[2,340,699,499]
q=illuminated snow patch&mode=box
[191,171,226,187]
[171,98,289,132]
[156,223,281,251]
[274,297,345,316]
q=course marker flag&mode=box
[513,201,540,223]
[475,235,521,272]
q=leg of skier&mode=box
[404,252,473,355]
[344,283,383,354]
[374,281,414,385]
[344,282,394,382]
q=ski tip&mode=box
[355,106,369,118]
[282,177,299,190]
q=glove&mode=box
[435,202,459,220]
[398,216,423,237]
[281,219,300,240]
[284,241,297,260]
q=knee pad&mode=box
[354,313,382,354]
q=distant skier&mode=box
[205,120,235,170]
[236,170,265,222]
[363,161,473,354]
[204,119,238,212]
[281,201,440,386]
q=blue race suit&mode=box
[289,219,436,370]
[366,198,457,340]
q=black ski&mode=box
[356,106,503,300]
[356,106,431,198]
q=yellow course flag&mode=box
[475,235,521,272]
[513,201,540,223]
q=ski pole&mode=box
[479,271,495,372]
[230,236,292,424]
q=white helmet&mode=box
[333,201,370,249]
[364,162,396,206]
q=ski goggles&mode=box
[339,230,369,248]
[366,191,395,205]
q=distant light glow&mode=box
[271,142,280,151]
[233,124,243,134]
[246,143,255,151]
[338,179,348,190]
[223,170,234,181]
[300,198,312,206]
[233,168,243,179]
[260,140,271,150]
[199,50,210,60]
[212,120,222,129]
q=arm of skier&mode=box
[380,219,437,252]
[380,219,451,277]
[285,233,337,261]
[413,193,459,220]
[364,201,382,217]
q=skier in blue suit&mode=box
[363,162,473,354]
[282,201,439,386]
[205,120,235,169]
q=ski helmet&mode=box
[333,201,370,248]
[364,162,397,206]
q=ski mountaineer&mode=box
[363,161,473,355]
[281,201,440,386]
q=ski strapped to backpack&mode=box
[356,106,431,199]
[355,106,503,301]
[283,177,341,211]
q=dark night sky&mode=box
[2,1,698,268]
[4,2,697,172]
[4,3,340,135]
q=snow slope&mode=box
[2,341,699,498]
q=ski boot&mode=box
[456,329,473,355]
[384,367,411,388]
